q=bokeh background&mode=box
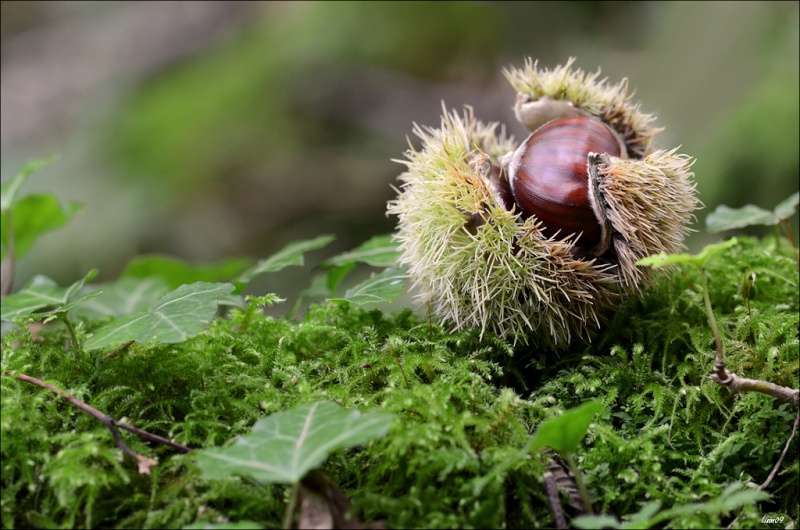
[2,1,798,301]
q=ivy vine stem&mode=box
[283,483,299,530]
[564,453,593,515]
[61,313,82,356]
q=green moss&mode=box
[2,236,797,528]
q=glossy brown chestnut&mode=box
[505,116,625,246]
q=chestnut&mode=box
[503,116,627,248]
[388,58,700,346]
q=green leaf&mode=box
[184,522,264,530]
[301,272,336,300]
[328,268,406,306]
[235,235,335,291]
[706,205,775,233]
[326,263,357,294]
[197,400,394,485]
[623,501,663,529]
[706,192,799,233]
[121,255,252,290]
[635,238,738,270]
[1,194,82,260]
[773,191,800,221]
[318,235,399,295]
[529,400,604,455]
[70,277,171,319]
[84,282,234,350]
[0,156,58,213]
[1,269,100,321]
[322,234,399,268]
[571,515,622,529]
[577,482,770,529]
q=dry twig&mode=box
[5,370,192,474]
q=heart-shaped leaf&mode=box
[235,235,335,292]
[329,268,406,306]
[529,400,604,455]
[1,194,82,261]
[71,277,171,319]
[84,282,234,350]
[121,255,252,289]
[197,401,394,485]
[636,238,738,270]
[1,269,100,321]
[0,156,58,213]
[706,192,799,233]
[322,234,399,268]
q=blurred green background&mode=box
[1,1,798,300]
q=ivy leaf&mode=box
[0,156,58,213]
[320,235,400,293]
[1,157,79,261]
[773,192,800,221]
[328,268,405,306]
[1,194,82,261]
[325,263,357,294]
[1,269,100,321]
[623,501,663,528]
[706,192,799,233]
[70,277,171,319]
[322,234,399,268]
[84,282,234,350]
[197,401,394,485]
[571,515,622,529]
[121,255,252,290]
[235,235,335,292]
[636,238,738,270]
[529,400,604,455]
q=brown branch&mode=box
[725,410,799,530]
[708,371,799,408]
[543,471,567,529]
[115,419,193,454]
[760,409,800,491]
[5,371,193,474]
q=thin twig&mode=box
[5,371,193,474]
[543,471,567,529]
[725,410,800,530]
[115,419,193,453]
[708,372,799,407]
[678,268,695,291]
[702,264,798,406]
[759,410,800,491]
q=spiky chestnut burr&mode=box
[387,58,700,345]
